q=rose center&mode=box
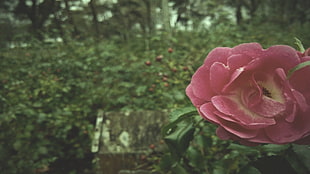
[262,87,272,98]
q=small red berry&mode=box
[149,144,155,149]
[183,66,189,71]
[148,87,154,92]
[140,155,147,160]
[156,55,163,62]
[168,48,173,53]
[145,61,152,66]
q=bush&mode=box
[0,21,309,173]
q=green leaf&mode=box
[287,61,310,79]
[260,144,290,154]
[161,107,200,160]
[13,141,23,151]
[186,146,204,169]
[213,165,226,174]
[228,143,260,155]
[239,165,261,174]
[294,37,305,52]
[291,145,310,172]
[171,162,188,174]
[159,154,176,171]
[38,146,48,155]
[168,106,197,123]
[163,119,195,160]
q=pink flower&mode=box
[186,43,310,145]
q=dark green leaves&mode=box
[162,106,198,160]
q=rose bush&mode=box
[186,43,310,145]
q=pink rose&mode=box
[186,43,310,145]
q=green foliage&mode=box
[160,108,310,174]
[0,16,309,173]
[0,33,195,173]
[0,42,96,173]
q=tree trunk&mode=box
[89,0,100,39]
[30,0,38,30]
[235,0,243,25]
[64,0,79,36]
[53,9,67,44]
[161,0,171,33]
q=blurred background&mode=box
[0,0,310,173]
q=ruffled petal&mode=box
[204,47,231,67]
[188,65,214,101]
[250,96,286,118]
[263,45,301,71]
[210,62,230,94]
[185,85,206,106]
[200,103,259,139]
[211,95,276,126]
[227,54,253,70]
[291,89,309,112]
[231,43,263,58]
[265,109,310,144]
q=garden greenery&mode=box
[1,22,310,173]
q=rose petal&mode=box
[204,47,231,67]
[250,96,286,117]
[185,85,206,106]
[210,62,230,94]
[263,45,301,71]
[232,43,263,58]
[289,57,310,104]
[246,130,274,144]
[211,95,276,126]
[200,103,259,138]
[216,126,232,140]
[198,103,218,123]
[222,67,245,92]
[265,109,310,144]
[189,65,214,101]
[284,101,297,123]
[294,134,310,145]
[227,54,253,70]
[291,89,309,112]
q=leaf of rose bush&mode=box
[294,37,305,52]
[239,165,261,174]
[162,107,199,160]
[228,144,261,155]
[290,145,310,172]
[168,106,197,122]
[163,119,195,160]
[260,144,290,155]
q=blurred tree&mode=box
[14,0,59,38]
[171,0,230,29]
[101,0,158,41]
[162,0,171,32]
[89,0,100,39]
[64,0,80,37]
[262,0,310,25]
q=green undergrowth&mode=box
[0,22,309,173]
